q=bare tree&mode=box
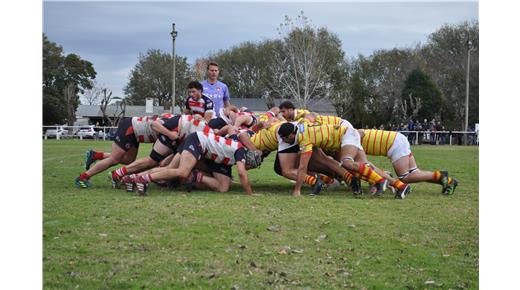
[99,88,126,126]
[82,80,102,105]
[194,58,208,81]
[270,12,339,108]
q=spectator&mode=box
[407,119,415,144]
[436,121,445,145]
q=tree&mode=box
[270,12,345,108]
[124,49,193,108]
[81,80,103,105]
[99,88,126,126]
[43,34,96,125]
[421,21,479,129]
[400,69,443,121]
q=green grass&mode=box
[43,140,478,289]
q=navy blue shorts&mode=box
[114,118,139,151]
[180,133,204,160]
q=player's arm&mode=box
[204,110,214,123]
[151,120,178,141]
[183,98,191,115]
[204,99,215,122]
[223,86,231,108]
[236,161,254,195]
[238,131,260,153]
[293,150,312,197]
[234,115,253,129]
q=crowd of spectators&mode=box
[364,118,479,145]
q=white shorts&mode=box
[340,119,353,128]
[340,126,363,151]
[387,133,412,163]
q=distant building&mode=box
[75,98,337,126]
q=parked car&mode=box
[45,126,69,139]
[76,126,96,139]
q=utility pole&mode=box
[170,23,178,114]
[464,40,472,144]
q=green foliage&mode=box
[44,140,478,289]
[209,41,280,99]
[401,69,443,121]
[42,34,96,125]
[124,49,192,107]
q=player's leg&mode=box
[276,149,324,195]
[85,149,110,170]
[75,141,130,188]
[356,149,409,197]
[395,155,458,195]
[112,141,172,189]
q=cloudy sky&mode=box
[43,1,478,99]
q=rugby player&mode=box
[109,114,207,190]
[183,81,215,122]
[277,122,411,198]
[127,129,262,195]
[359,129,458,195]
[75,114,173,188]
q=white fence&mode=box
[398,130,479,146]
[42,125,117,141]
[42,126,479,145]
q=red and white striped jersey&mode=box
[177,115,208,139]
[131,116,161,143]
[196,130,244,165]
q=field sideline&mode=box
[43,140,478,289]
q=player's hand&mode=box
[248,193,262,197]
[193,114,203,120]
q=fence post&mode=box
[103,127,106,141]
[415,131,418,145]
[449,134,452,145]
[56,126,60,140]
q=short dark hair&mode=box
[207,62,219,69]
[279,101,295,110]
[278,122,297,138]
[187,81,203,92]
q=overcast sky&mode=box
[43,1,478,99]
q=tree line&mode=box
[43,13,478,130]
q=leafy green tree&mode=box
[421,21,478,129]
[401,69,443,121]
[43,34,96,125]
[124,49,192,108]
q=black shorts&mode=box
[208,117,228,130]
[114,118,139,151]
[204,159,232,178]
[180,133,204,160]
[274,144,299,176]
[158,134,179,152]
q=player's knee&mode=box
[217,183,230,192]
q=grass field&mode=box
[43,140,478,289]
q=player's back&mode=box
[299,124,347,152]
[361,129,398,156]
[251,121,283,152]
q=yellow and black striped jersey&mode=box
[286,109,311,122]
[361,129,398,156]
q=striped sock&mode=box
[319,174,335,185]
[113,167,128,179]
[304,175,317,186]
[433,171,442,182]
[357,163,384,184]
[392,179,407,190]
[342,172,353,184]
